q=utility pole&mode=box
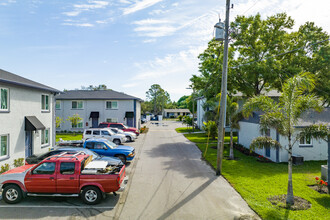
[216,0,230,176]
[192,88,195,132]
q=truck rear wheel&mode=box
[81,186,102,205]
[3,185,23,204]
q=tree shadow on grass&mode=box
[313,196,330,209]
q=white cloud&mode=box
[0,0,16,6]
[132,19,172,25]
[63,11,82,17]
[134,25,177,37]
[123,0,163,15]
[143,39,156,43]
[62,22,94,27]
[63,0,109,17]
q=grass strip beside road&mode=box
[185,136,329,219]
[175,127,201,133]
[183,132,237,143]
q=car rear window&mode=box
[93,130,100,135]
[101,130,110,135]
[60,162,75,175]
[85,142,94,149]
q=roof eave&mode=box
[0,79,61,93]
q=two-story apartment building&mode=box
[0,69,59,167]
[55,90,142,132]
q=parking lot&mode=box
[0,133,146,220]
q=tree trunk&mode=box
[229,127,234,160]
[286,135,294,205]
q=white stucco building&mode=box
[163,109,191,118]
[0,69,59,167]
[55,90,142,132]
[238,109,329,162]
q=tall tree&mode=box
[177,95,189,109]
[229,13,294,97]
[146,84,170,115]
[191,13,329,102]
[242,72,328,205]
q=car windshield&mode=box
[107,129,115,135]
[117,129,124,134]
[111,129,118,134]
[104,139,117,149]
[122,124,128,129]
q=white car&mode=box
[110,128,137,142]
[83,128,127,145]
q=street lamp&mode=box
[186,87,195,132]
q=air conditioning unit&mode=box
[292,155,304,165]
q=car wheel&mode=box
[81,186,102,205]
[113,139,121,145]
[126,136,132,142]
[116,155,126,164]
[3,185,23,204]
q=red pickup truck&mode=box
[0,152,127,205]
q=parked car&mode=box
[84,138,135,163]
[98,122,140,136]
[25,147,123,166]
[0,152,127,204]
[109,128,136,142]
[83,128,127,145]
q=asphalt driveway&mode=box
[118,121,259,220]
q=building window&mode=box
[106,118,118,123]
[56,100,61,110]
[300,133,312,147]
[106,101,118,109]
[0,88,9,111]
[0,134,9,158]
[41,95,49,111]
[72,101,83,109]
[41,129,49,146]
[72,121,83,128]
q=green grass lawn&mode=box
[183,132,237,143]
[175,127,201,133]
[184,137,329,219]
[55,133,83,142]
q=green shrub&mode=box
[14,158,25,167]
[178,115,183,121]
[203,121,218,139]
[0,163,10,174]
[183,116,193,126]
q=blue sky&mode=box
[0,0,329,101]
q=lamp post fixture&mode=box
[214,0,231,176]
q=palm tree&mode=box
[242,72,328,205]
[226,96,243,160]
[215,95,242,160]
